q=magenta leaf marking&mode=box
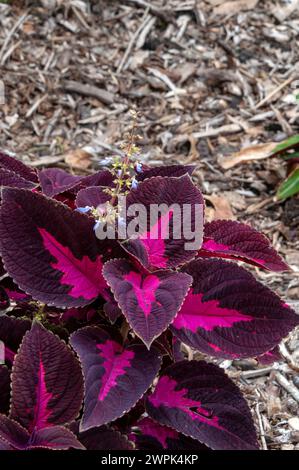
[32,359,54,432]
[0,188,110,307]
[70,326,161,431]
[10,322,84,432]
[103,259,192,348]
[133,416,207,451]
[171,259,299,359]
[139,209,174,269]
[97,340,135,401]
[172,289,253,332]
[145,361,259,450]
[38,228,107,300]
[124,175,205,269]
[123,272,160,317]
[137,417,179,449]
[149,376,222,430]
[200,220,289,272]
[202,239,229,252]
[0,415,84,450]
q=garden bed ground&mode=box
[0,0,298,450]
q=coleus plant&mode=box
[0,136,298,451]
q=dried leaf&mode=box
[218,142,277,169]
[214,0,259,16]
[64,149,93,170]
[205,194,234,220]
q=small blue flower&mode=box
[76,206,92,213]
[136,162,143,173]
[131,178,138,190]
[117,169,122,177]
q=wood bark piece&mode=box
[62,81,114,105]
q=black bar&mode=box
[0,450,296,467]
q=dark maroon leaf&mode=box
[124,175,204,270]
[133,417,208,450]
[69,170,114,194]
[137,165,196,182]
[10,322,84,432]
[75,186,110,209]
[103,299,123,324]
[38,168,83,197]
[0,415,84,450]
[38,167,114,198]
[30,426,85,450]
[171,259,299,359]
[0,366,10,414]
[172,337,184,362]
[0,168,36,190]
[0,151,38,183]
[70,326,161,431]
[256,346,282,365]
[1,277,31,303]
[103,259,192,347]
[0,414,30,450]
[0,315,31,365]
[145,360,258,450]
[60,306,97,324]
[199,220,289,272]
[71,421,133,450]
[0,188,110,307]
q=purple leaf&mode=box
[10,322,84,432]
[0,415,84,450]
[30,426,85,450]
[1,277,31,303]
[75,186,110,209]
[0,366,10,414]
[172,337,184,362]
[60,305,97,324]
[0,315,31,365]
[70,170,114,194]
[171,259,299,359]
[0,188,110,307]
[137,164,196,182]
[256,346,282,365]
[0,151,38,183]
[103,299,123,324]
[133,417,208,450]
[70,326,161,431]
[0,168,36,190]
[199,220,289,272]
[124,175,204,270]
[38,168,114,198]
[38,168,83,197]
[70,422,133,450]
[0,414,30,450]
[103,259,192,348]
[145,360,258,450]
